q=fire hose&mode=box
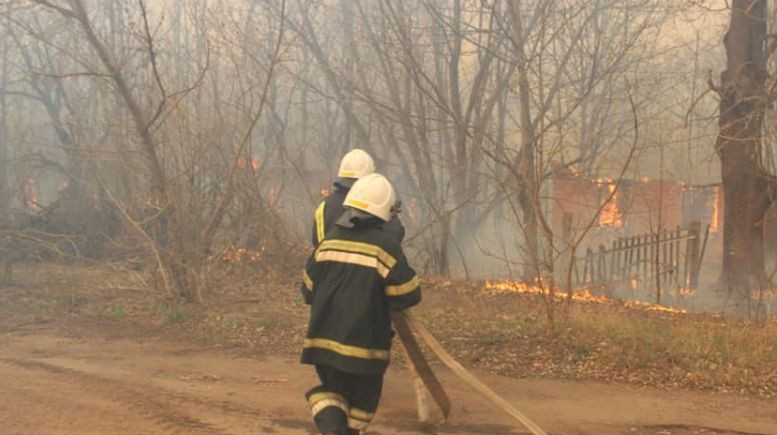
[394,311,548,435]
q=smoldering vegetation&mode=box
[1,0,768,316]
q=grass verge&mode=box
[2,263,775,398]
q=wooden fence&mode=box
[572,221,709,302]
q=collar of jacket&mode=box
[333,178,356,190]
[335,209,384,230]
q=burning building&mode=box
[551,166,721,251]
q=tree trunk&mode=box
[717,0,773,290]
[57,0,193,301]
[508,2,539,282]
[0,16,8,211]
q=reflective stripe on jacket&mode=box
[301,222,420,375]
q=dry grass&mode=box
[416,278,777,397]
[3,263,776,398]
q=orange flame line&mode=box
[484,280,686,314]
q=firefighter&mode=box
[301,173,421,435]
[312,149,404,248]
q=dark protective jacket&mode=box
[301,218,421,375]
[311,182,405,248]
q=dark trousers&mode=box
[305,364,384,434]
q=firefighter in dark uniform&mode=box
[301,173,421,435]
[312,149,405,248]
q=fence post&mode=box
[635,235,642,287]
[661,229,669,288]
[643,235,650,279]
[610,239,618,282]
[642,235,649,281]
[687,220,701,289]
[649,232,657,288]
[621,237,630,281]
[674,226,682,287]
[561,213,573,285]
[598,244,607,294]
[626,237,637,285]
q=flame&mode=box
[237,158,260,170]
[320,187,331,197]
[484,280,686,314]
[623,300,687,314]
[218,242,266,264]
[710,186,720,232]
[679,288,696,297]
[599,184,623,228]
[485,280,609,303]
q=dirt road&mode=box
[0,324,775,435]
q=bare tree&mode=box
[24,0,287,302]
[715,0,777,291]
[0,0,726,320]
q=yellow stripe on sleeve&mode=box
[302,270,313,291]
[385,276,419,296]
[315,201,326,244]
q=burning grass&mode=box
[418,278,777,397]
[484,279,687,313]
[4,263,776,399]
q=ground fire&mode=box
[484,280,687,314]
[3,2,777,434]
[218,242,266,263]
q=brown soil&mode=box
[0,321,774,434]
[0,265,776,434]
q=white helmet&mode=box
[338,149,375,179]
[344,173,396,222]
